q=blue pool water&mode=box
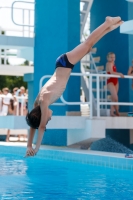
[0,153,133,200]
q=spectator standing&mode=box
[106,52,124,116]
[6,98,16,142]
[0,88,13,116]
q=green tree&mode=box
[0,76,27,92]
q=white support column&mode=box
[130,129,133,148]
[89,75,92,118]
[29,10,31,37]
[0,48,1,65]
[96,75,100,117]
[4,49,7,65]
[22,9,24,37]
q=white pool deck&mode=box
[0,141,129,158]
[1,142,133,170]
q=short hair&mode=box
[20,86,25,90]
[2,87,9,93]
[26,106,41,129]
[107,52,115,57]
[13,87,18,92]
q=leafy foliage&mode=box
[0,76,27,92]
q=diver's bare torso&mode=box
[35,67,71,106]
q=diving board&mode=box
[103,117,133,129]
[0,116,105,146]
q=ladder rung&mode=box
[92,88,109,92]
[90,47,97,53]
[81,60,100,64]
[95,99,111,102]
[80,0,90,2]
[93,56,100,62]
[80,10,87,14]
[96,66,104,71]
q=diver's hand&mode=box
[25,147,36,157]
[34,147,39,155]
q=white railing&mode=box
[40,73,133,118]
[39,73,92,111]
[0,74,132,118]
[95,74,133,116]
[90,53,98,73]
[11,1,34,28]
[0,2,34,37]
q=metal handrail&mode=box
[11,1,34,27]
[39,72,92,117]
[96,74,133,117]
[90,53,98,73]
[39,73,133,118]
[0,4,34,37]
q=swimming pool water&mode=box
[0,153,133,200]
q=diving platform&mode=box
[0,35,34,49]
[104,117,133,129]
[0,64,33,76]
[120,20,133,35]
[0,35,34,61]
[0,116,132,146]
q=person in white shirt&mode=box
[0,88,13,116]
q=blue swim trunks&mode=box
[55,54,74,70]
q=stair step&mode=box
[92,79,106,82]
[80,0,90,2]
[85,66,104,73]
[80,10,87,14]
[97,66,104,71]
[92,77,107,82]
[81,60,100,64]
[95,98,111,102]
[92,88,109,92]
[81,56,100,64]
[100,77,107,81]
[93,56,100,62]
[100,95,111,101]
[90,47,97,54]
[94,95,111,101]
[80,104,90,116]
[85,69,104,73]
